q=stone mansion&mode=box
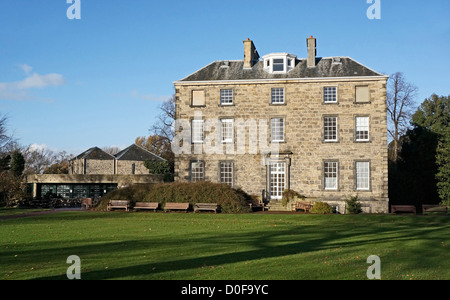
[173,37,389,213]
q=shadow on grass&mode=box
[10,215,447,280]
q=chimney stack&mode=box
[307,35,317,68]
[243,38,260,69]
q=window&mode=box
[270,162,286,200]
[356,161,370,190]
[271,118,285,142]
[219,161,233,186]
[190,161,205,182]
[192,90,205,106]
[221,119,234,143]
[273,59,284,72]
[220,89,233,105]
[323,87,337,103]
[324,161,338,190]
[355,117,370,141]
[263,53,296,74]
[324,117,338,142]
[131,163,136,175]
[356,86,370,103]
[271,88,285,104]
[191,119,204,143]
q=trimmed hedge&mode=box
[97,182,252,213]
[310,202,333,214]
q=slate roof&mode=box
[114,144,166,162]
[178,57,385,82]
[72,147,115,161]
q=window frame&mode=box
[271,88,285,105]
[220,89,234,106]
[271,117,285,143]
[323,116,338,142]
[355,161,371,191]
[220,118,234,143]
[355,116,370,142]
[323,160,339,191]
[190,160,205,182]
[323,86,338,104]
[219,161,234,187]
[191,119,204,144]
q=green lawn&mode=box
[0,211,449,280]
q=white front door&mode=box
[269,162,286,200]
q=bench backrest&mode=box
[135,202,158,208]
[195,203,218,207]
[165,202,189,209]
[109,200,129,206]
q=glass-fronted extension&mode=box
[37,183,118,199]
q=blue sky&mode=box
[0,0,449,155]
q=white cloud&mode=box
[20,64,33,75]
[28,143,49,152]
[0,65,66,101]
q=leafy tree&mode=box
[10,150,25,176]
[143,160,173,182]
[411,94,450,205]
[346,195,362,214]
[0,155,11,173]
[436,128,450,205]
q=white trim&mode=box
[174,75,389,86]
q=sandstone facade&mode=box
[173,38,389,213]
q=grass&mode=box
[0,207,48,218]
[0,210,449,280]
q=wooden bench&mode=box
[134,202,159,212]
[107,200,130,212]
[291,201,312,213]
[391,205,416,215]
[422,204,448,215]
[164,202,190,212]
[81,198,92,209]
[248,200,265,211]
[194,203,220,213]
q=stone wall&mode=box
[70,158,115,175]
[174,77,389,213]
[116,160,150,175]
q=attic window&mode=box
[273,59,284,72]
[262,53,297,74]
[333,57,342,64]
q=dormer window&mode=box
[273,59,284,72]
[263,53,297,74]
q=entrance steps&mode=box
[266,201,291,212]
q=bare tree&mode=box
[151,95,175,143]
[387,72,418,161]
[0,114,15,155]
[136,95,176,169]
[101,146,121,156]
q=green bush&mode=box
[97,181,252,213]
[346,195,362,214]
[310,202,333,214]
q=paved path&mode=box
[0,208,83,221]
